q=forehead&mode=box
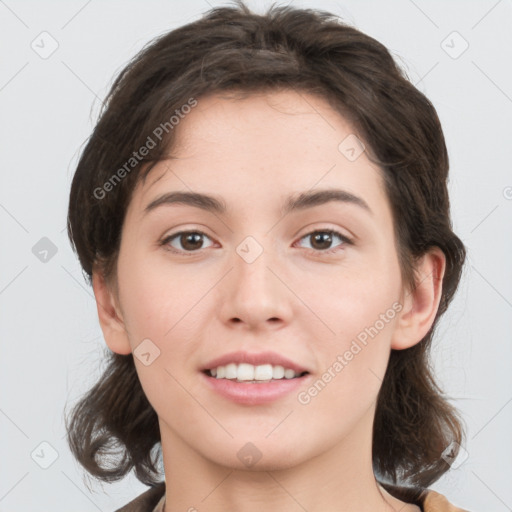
[170,90,357,165]
[132,89,386,216]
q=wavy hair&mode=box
[65,1,466,502]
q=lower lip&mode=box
[201,372,310,405]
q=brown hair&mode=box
[65,0,466,501]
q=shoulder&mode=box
[423,489,471,512]
[112,482,471,512]
[114,482,166,512]
[379,483,471,512]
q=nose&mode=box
[219,239,293,331]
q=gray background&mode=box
[1,0,511,510]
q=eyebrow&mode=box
[143,188,372,217]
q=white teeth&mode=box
[210,363,303,381]
[272,365,285,379]
[237,363,254,381]
[225,363,237,379]
[284,368,296,379]
[254,364,273,380]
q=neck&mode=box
[157,408,408,512]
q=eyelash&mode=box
[159,228,352,257]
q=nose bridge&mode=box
[234,234,278,304]
[222,234,291,327]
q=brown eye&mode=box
[162,230,214,254]
[179,232,205,251]
[310,232,334,250]
[297,230,351,254]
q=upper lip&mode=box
[202,351,310,374]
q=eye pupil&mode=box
[181,232,203,250]
[311,232,333,250]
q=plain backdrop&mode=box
[1,0,511,511]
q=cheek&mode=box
[294,314,396,443]
[314,258,402,339]
[299,266,401,407]
[116,251,213,401]
[116,248,208,342]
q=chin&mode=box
[201,438,312,472]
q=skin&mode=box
[93,90,445,512]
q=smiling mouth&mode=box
[203,363,309,383]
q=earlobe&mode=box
[391,247,446,350]
[91,269,132,355]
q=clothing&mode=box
[114,482,471,511]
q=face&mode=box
[105,90,409,471]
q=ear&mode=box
[91,269,132,355]
[391,247,446,350]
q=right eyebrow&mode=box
[143,191,227,217]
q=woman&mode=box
[65,2,470,511]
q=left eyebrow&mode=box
[142,188,372,217]
[282,188,372,216]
